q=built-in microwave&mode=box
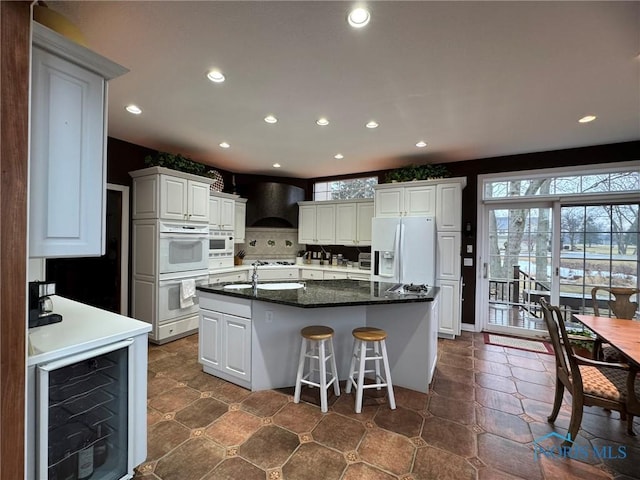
[209,229,234,270]
[209,229,234,254]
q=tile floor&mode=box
[134,332,640,480]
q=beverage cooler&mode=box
[35,340,136,480]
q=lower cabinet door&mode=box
[222,314,251,381]
[437,279,461,338]
[200,310,222,369]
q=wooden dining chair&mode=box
[539,298,639,446]
[590,287,640,361]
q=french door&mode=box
[480,201,640,336]
[481,203,557,337]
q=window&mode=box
[483,168,639,200]
[313,177,378,201]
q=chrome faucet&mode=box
[251,261,260,292]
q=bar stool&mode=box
[346,327,396,414]
[293,325,340,413]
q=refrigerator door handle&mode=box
[397,223,403,282]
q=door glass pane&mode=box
[487,206,552,332]
[560,203,639,319]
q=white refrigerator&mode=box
[372,216,436,285]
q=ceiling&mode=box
[49,1,639,179]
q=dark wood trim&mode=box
[0,2,30,478]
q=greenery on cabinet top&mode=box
[385,164,451,183]
[144,151,218,179]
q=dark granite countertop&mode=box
[197,279,438,308]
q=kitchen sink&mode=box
[223,284,253,290]
[256,282,305,290]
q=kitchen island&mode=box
[197,279,439,393]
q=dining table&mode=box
[573,314,640,367]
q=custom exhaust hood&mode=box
[242,182,304,228]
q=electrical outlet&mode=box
[466,245,473,254]
[265,311,273,323]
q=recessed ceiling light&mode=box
[206,70,225,83]
[125,104,142,115]
[273,163,281,168]
[316,117,329,126]
[334,153,344,159]
[416,141,427,148]
[578,115,597,123]
[348,7,370,28]
[264,115,278,124]
[366,120,379,129]
[219,142,230,149]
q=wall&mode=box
[237,228,303,262]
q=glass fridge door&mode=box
[37,339,134,480]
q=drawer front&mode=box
[324,271,348,280]
[300,269,323,280]
[157,315,199,341]
[200,295,252,318]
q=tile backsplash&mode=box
[237,228,302,261]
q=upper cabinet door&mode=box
[29,48,106,257]
[315,204,336,244]
[375,188,403,217]
[29,24,127,258]
[160,176,188,221]
[356,202,374,245]
[335,203,357,245]
[436,183,462,230]
[298,204,318,244]
[404,185,436,217]
[187,181,211,223]
[219,198,235,230]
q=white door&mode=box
[480,204,555,337]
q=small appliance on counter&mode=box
[358,253,371,270]
[28,280,63,328]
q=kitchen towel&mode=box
[180,279,197,309]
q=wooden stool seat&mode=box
[294,325,340,413]
[301,325,335,341]
[352,327,387,342]
[346,327,396,414]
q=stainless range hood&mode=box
[244,182,305,228]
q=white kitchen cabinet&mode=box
[300,269,323,280]
[210,270,248,284]
[356,201,375,245]
[200,310,222,370]
[298,203,336,244]
[199,296,252,388]
[335,200,374,246]
[436,232,461,280]
[324,271,348,280]
[161,175,210,223]
[257,268,299,281]
[436,182,463,231]
[199,310,251,384]
[210,192,237,230]
[131,167,213,222]
[29,23,127,257]
[234,198,247,243]
[347,271,371,281]
[436,279,461,338]
[374,183,435,218]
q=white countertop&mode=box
[28,296,151,366]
